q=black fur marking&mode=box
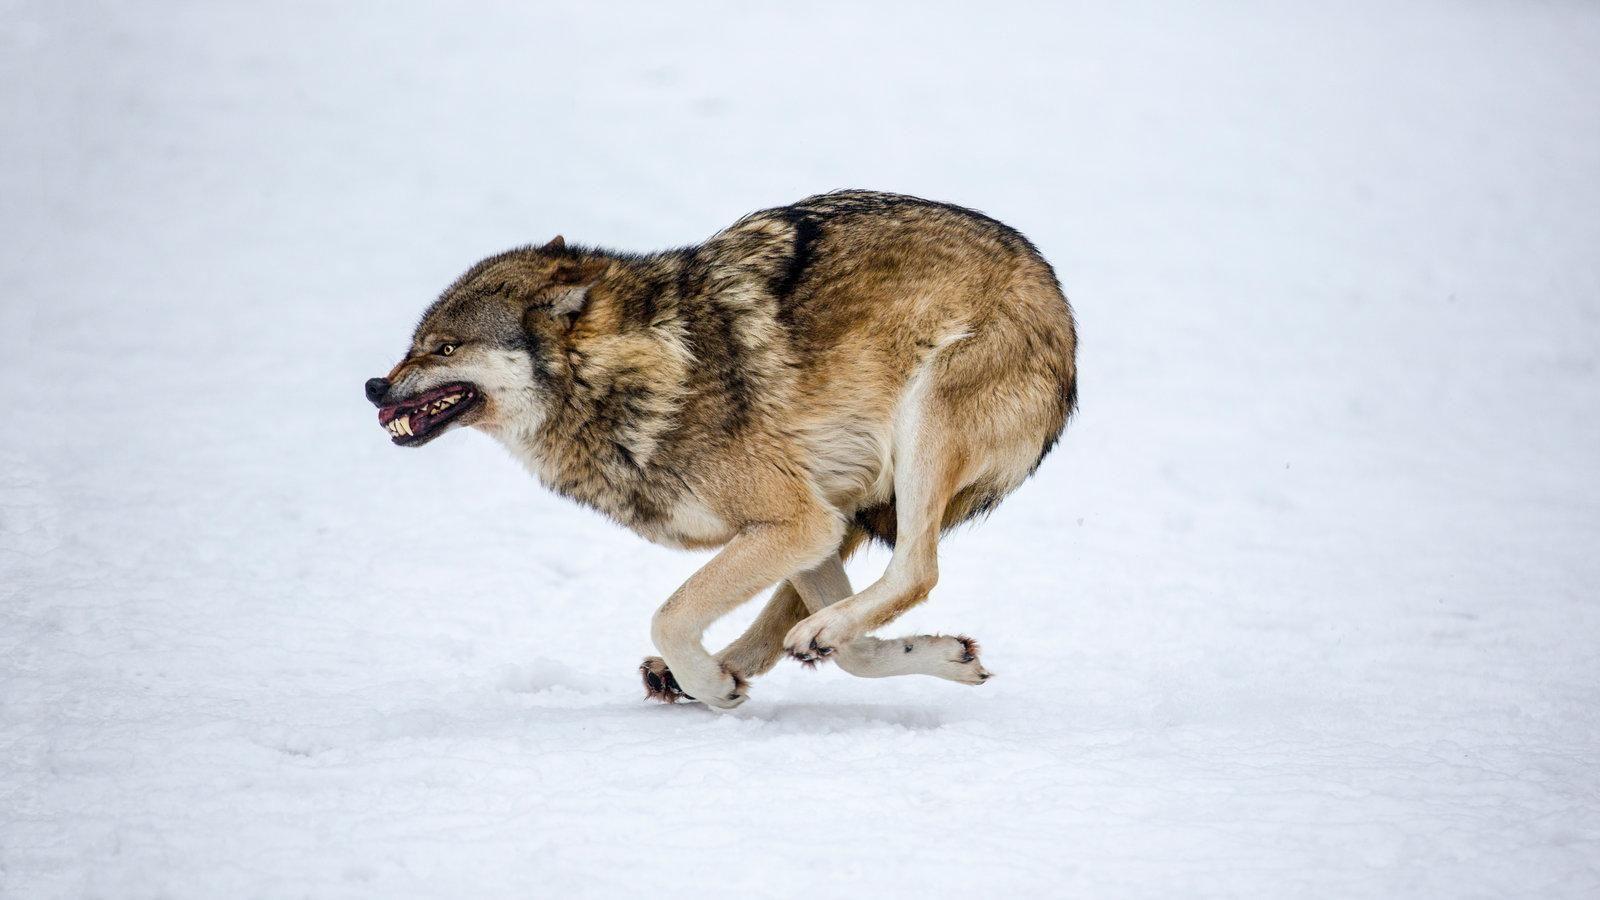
[853,503,897,547]
[675,252,756,433]
[773,212,822,300]
[695,296,754,432]
[619,267,671,328]
[519,330,544,374]
[674,259,698,306]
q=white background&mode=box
[3,2,1598,896]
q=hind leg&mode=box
[783,409,971,664]
[790,553,989,684]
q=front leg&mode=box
[650,512,842,709]
[642,527,870,699]
[641,582,804,703]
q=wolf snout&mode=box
[364,377,391,405]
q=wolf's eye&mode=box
[437,343,457,357]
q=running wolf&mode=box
[365,191,1077,709]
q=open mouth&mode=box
[378,382,482,446]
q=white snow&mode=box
[4,1,1599,896]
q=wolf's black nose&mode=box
[365,377,390,405]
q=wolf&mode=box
[365,190,1077,709]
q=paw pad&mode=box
[640,658,690,703]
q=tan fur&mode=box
[368,191,1076,708]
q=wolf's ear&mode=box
[541,257,607,329]
[542,235,566,252]
[548,285,589,321]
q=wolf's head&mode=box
[364,236,607,447]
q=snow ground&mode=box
[3,1,1599,896]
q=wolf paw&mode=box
[783,608,852,665]
[640,657,688,703]
[947,635,992,685]
[641,657,749,709]
[703,665,750,710]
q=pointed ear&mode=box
[542,257,608,329]
[548,284,590,319]
[531,285,589,333]
[542,235,566,252]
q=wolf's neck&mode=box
[504,253,695,527]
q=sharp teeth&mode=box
[400,417,412,436]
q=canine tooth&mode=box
[399,417,412,436]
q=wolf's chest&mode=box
[496,429,734,549]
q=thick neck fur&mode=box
[494,250,698,530]
[481,215,800,538]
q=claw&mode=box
[789,643,825,667]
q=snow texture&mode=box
[3,1,1599,897]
